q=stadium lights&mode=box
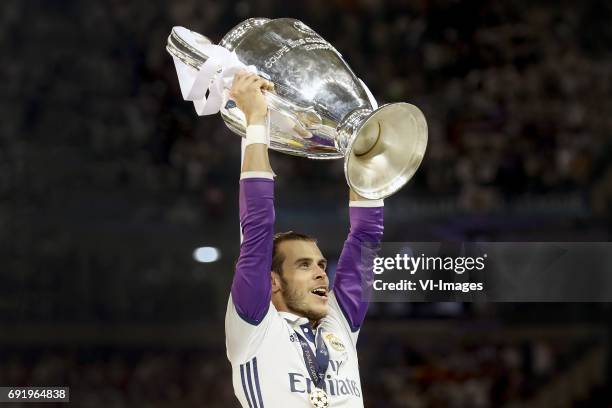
[193,246,221,263]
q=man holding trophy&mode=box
[167,18,428,407]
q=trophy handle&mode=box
[263,90,322,129]
[221,89,322,142]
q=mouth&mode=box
[310,286,329,301]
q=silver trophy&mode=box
[167,18,427,199]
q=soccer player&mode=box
[226,71,384,407]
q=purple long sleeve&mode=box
[231,178,275,325]
[333,206,384,331]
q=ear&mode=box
[271,271,282,294]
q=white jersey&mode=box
[227,175,383,407]
[225,292,364,407]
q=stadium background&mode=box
[1,0,612,406]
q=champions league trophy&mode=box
[167,18,427,199]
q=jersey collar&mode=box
[278,311,309,326]
[279,311,319,343]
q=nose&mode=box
[313,266,327,282]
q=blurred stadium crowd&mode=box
[1,328,608,407]
[1,0,612,406]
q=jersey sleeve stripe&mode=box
[240,363,254,408]
[333,291,361,333]
[240,171,274,180]
[348,199,384,207]
[234,304,270,326]
[253,357,265,407]
[245,360,259,408]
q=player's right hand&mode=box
[230,71,274,125]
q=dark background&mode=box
[1,0,612,406]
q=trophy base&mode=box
[344,103,428,200]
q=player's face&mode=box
[277,240,329,321]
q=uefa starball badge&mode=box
[309,387,329,408]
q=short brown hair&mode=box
[271,231,317,275]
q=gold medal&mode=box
[309,388,329,408]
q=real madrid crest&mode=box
[324,333,346,352]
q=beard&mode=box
[280,278,327,321]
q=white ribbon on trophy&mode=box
[171,45,257,115]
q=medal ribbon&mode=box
[294,329,330,389]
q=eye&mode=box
[299,261,310,269]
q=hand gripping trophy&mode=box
[167,17,427,199]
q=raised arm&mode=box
[333,190,384,331]
[230,72,276,324]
